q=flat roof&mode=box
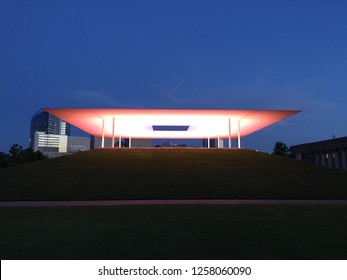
[43,108,300,139]
[291,136,347,151]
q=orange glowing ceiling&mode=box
[42,108,300,139]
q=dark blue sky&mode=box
[1,0,346,152]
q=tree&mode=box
[1,144,46,167]
[20,148,46,162]
[0,152,9,168]
[272,141,290,157]
[8,144,23,164]
[9,144,22,157]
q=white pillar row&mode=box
[118,135,122,148]
[237,119,241,149]
[111,117,115,148]
[101,118,105,148]
[228,118,232,149]
[129,137,132,148]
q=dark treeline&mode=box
[0,144,46,168]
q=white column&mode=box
[129,137,132,148]
[237,119,241,149]
[228,118,232,149]
[207,136,210,148]
[111,117,115,148]
[217,136,220,148]
[101,119,105,148]
[118,135,121,148]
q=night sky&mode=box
[1,0,346,152]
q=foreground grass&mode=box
[1,149,347,200]
[1,205,347,259]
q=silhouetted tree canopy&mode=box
[0,152,9,168]
[0,144,46,168]
[272,141,290,157]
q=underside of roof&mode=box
[42,108,300,139]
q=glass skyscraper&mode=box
[29,110,71,152]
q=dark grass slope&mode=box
[1,148,347,201]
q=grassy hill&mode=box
[2,148,347,259]
[1,148,347,201]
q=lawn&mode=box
[1,204,347,259]
[1,149,347,201]
[1,149,347,260]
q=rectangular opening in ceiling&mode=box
[152,125,190,131]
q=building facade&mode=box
[67,136,90,153]
[91,136,152,149]
[30,110,90,157]
[202,138,224,148]
[33,131,68,154]
[30,110,70,147]
[30,110,71,154]
[290,136,347,170]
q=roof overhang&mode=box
[42,108,300,139]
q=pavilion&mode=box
[42,108,300,148]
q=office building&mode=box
[290,136,347,170]
[202,138,224,148]
[91,136,152,149]
[67,136,91,153]
[30,110,90,157]
[29,110,70,155]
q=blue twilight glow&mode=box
[0,0,346,152]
